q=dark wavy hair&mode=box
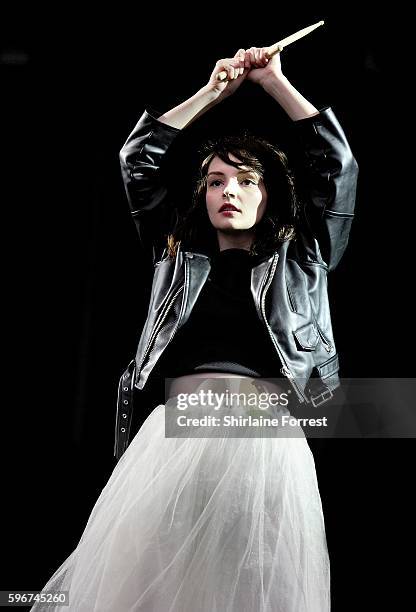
[166,131,299,259]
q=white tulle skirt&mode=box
[31,382,330,612]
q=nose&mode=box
[223,179,237,198]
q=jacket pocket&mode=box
[293,322,320,351]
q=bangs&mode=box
[201,149,264,178]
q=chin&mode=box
[215,223,242,232]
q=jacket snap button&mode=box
[121,427,126,433]
[123,386,129,391]
[122,413,127,418]
[123,399,129,405]
[123,374,129,380]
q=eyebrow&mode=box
[207,169,259,178]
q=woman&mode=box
[32,47,358,611]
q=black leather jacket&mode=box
[114,106,358,460]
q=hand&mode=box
[244,46,284,88]
[203,49,251,100]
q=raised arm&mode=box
[119,49,252,265]
[245,47,359,271]
[119,110,180,265]
[290,107,359,272]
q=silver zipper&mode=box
[259,253,307,402]
[163,253,191,354]
[137,283,185,375]
[314,320,333,353]
[286,280,297,313]
[137,253,191,378]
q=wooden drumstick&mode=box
[216,20,325,82]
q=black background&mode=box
[2,5,414,610]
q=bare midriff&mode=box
[168,371,284,398]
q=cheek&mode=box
[251,189,266,207]
[259,191,268,209]
[255,193,268,220]
[206,193,216,214]
[259,187,268,207]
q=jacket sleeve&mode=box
[292,107,359,271]
[119,108,182,264]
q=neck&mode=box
[217,229,254,252]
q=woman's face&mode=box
[205,153,268,233]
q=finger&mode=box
[238,49,245,75]
[244,50,250,69]
[249,47,259,67]
[248,48,256,67]
[234,48,245,60]
[231,56,244,77]
[261,47,269,65]
[233,49,244,76]
[233,50,243,75]
[222,60,234,80]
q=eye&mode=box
[242,178,257,186]
[209,179,222,187]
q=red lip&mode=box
[219,203,241,213]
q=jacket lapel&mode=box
[180,252,211,328]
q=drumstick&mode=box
[216,20,325,82]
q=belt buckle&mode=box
[310,387,333,407]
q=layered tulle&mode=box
[31,382,330,611]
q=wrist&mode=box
[261,75,319,121]
[157,86,220,130]
[261,73,289,93]
[198,85,222,105]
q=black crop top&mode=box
[152,248,281,380]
